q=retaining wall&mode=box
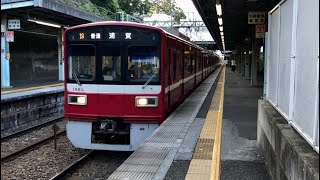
[1,87,64,137]
[257,99,319,180]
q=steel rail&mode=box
[1,117,64,142]
[1,130,66,163]
[49,150,95,180]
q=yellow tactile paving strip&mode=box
[1,83,64,95]
[185,66,225,180]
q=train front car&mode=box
[64,22,164,151]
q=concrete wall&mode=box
[257,99,319,180]
[9,31,58,85]
[1,90,64,137]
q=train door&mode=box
[178,50,184,102]
[181,49,185,97]
[201,54,203,80]
[98,43,125,117]
[166,48,171,113]
[192,53,196,88]
[170,49,177,108]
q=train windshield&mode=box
[67,45,96,81]
[127,46,160,84]
[101,46,121,82]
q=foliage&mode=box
[90,0,120,14]
[57,0,114,20]
[59,0,185,23]
[118,0,152,16]
[150,0,186,23]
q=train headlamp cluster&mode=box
[68,95,87,105]
[135,96,158,107]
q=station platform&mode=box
[108,65,270,180]
[1,81,64,137]
[1,81,63,102]
[1,80,63,95]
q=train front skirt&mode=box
[66,120,159,151]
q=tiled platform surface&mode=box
[108,66,223,180]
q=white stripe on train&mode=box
[67,69,214,94]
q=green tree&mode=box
[90,0,120,14]
[150,0,186,23]
[118,0,152,15]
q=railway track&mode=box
[1,130,66,163]
[1,117,64,142]
[49,150,95,180]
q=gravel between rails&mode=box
[1,120,67,158]
[65,151,132,180]
[1,135,90,180]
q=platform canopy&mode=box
[192,0,281,50]
[1,0,107,35]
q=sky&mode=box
[174,0,203,21]
[174,0,214,41]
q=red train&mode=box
[64,21,221,151]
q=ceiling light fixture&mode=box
[216,4,222,16]
[27,19,61,28]
[219,26,223,32]
[218,17,223,25]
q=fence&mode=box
[266,0,319,153]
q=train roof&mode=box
[66,21,207,52]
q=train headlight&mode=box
[135,96,158,107]
[68,95,87,105]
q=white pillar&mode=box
[58,27,64,81]
[1,13,11,88]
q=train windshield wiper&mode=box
[142,73,156,89]
[72,70,82,86]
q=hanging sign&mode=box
[8,19,21,30]
[6,31,14,42]
[256,24,265,38]
[248,12,265,24]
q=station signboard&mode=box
[248,12,265,24]
[255,24,265,39]
[8,19,21,30]
[6,31,14,42]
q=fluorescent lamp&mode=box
[216,4,222,16]
[218,17,223,25]
[220,32,224,36]
[219,26,223,32]
[28,19,61,28]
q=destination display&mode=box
[67,26,160,42]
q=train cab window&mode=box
[99,46,121,82]
[127,46,160,84]
[102,56,121,81]
[68,45,96,81]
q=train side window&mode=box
[173,51,177,81]
[167,49,171,82]
[184,53,189,76]
[177,50,182,79]
[197,55,200,71]
[190,54,194,73]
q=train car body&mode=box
[64,22,221,151]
